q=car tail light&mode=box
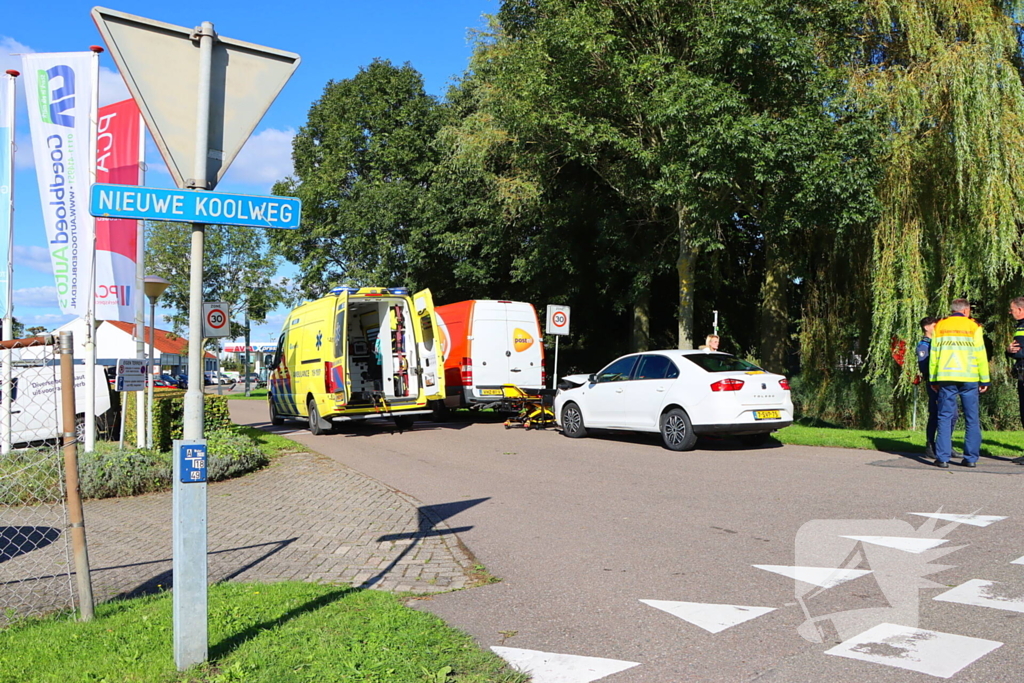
[541,366,547,388]
[710,378,744,392]
[460,357,473,385]
[325,361,344,394]
[779,378,790,391]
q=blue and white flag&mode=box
[23,52,96,316]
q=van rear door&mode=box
[329,293,348,409]
[506,303,543,388]
[412,288,445,401]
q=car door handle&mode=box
[656,387,666,392]
[615,388,624,393]
[511,368,521,372]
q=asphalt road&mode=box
[232,401,1024,682]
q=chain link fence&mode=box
[0,337,75,626]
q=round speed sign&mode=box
[203,302,231,338]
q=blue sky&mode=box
[2,0,495,346]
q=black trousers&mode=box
[1018,381,1024,430]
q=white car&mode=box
[554,350,793,451]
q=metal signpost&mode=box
[91,7,300,670]
[545,305,571,389]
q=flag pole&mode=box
[83,46,104,452]
[135,111,146,448]
[1,69,19,456]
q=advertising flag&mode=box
[94,98,142,321]
[23,52,96,316]
[0,73,14,320]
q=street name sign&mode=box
[90,184,301,230]
[91,8,300,189]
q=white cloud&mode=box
[222,127,295,189]
[18,312,74,330]
[0,36,33,73]
[99,66,130,106]
[13,286,58,308]
[13,245,52,274]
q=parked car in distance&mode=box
[171,373,189,389]
[554,350,793,451]
[240,372,265,388]
[152,375,178,388]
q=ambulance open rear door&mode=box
[413,288,446,401]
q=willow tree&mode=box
[854,1,1024,384]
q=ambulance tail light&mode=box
[779,378,791,391]
[460,357,473,385]
[325,361,344,394]
[541,367,547,388]
[710,378,744,392]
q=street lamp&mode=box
[144,276,171,449]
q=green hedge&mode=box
[122,390,233,451]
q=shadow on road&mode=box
[0,526,62,563]
[361,497,490,590]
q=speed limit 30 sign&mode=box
[546,304,570,336]
[202,302,231,338]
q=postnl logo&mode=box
[513,328,534,353]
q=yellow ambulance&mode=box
[267,286,445,434]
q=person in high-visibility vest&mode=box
[929,299,990,468]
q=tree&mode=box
[271,59,448,297]
[145,222,290,339]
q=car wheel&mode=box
[660,408,697,451]
[308,399,327,436]
[560,402,588,438]
[740,433,772,448]
[394,415,415,431]
[270,398,284,426]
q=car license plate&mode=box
[754,410,781,420]
[480,388,503,396]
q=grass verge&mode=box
[775,423,1024,458]
[227,389,269,401]
[0,581,526,683]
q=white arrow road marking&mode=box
[490,647,640,683]
[753,565,872,589]
[840,535,949,554]
[909,513,1007,527]
[825,623,1001,679]
[1011,555,1024,565]
[639,600,775,634]
[934,579,1024,613]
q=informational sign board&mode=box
[546,305,571,336]
[115,358,147,392]
[177,441,208,483]
[90,184,301,230]
[202,302,230,338]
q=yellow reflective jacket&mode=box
[929,314,990,384]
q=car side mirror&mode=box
[588,374,597,384]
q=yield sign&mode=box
[91,7,300,190]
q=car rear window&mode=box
[683,353,764,373]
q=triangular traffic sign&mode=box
[91,7,300,190]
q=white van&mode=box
[3,364,111,445]
[434,300,546,409]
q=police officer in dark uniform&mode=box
[1005,297,1024,428]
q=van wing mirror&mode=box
[588,373,597,384]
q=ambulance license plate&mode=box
[754,410,781,420]
[480,389,503,396]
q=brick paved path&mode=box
[4,449,479,618]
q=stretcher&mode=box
[500,384,556,429]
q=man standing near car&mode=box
[917,316,957,458]
[930,299,989,468]
[1005,297,1024,428]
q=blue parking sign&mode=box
[179,443,207,483]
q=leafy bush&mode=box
[78,442,171,500]
[205,428,269,482]
[123,391,233,451]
